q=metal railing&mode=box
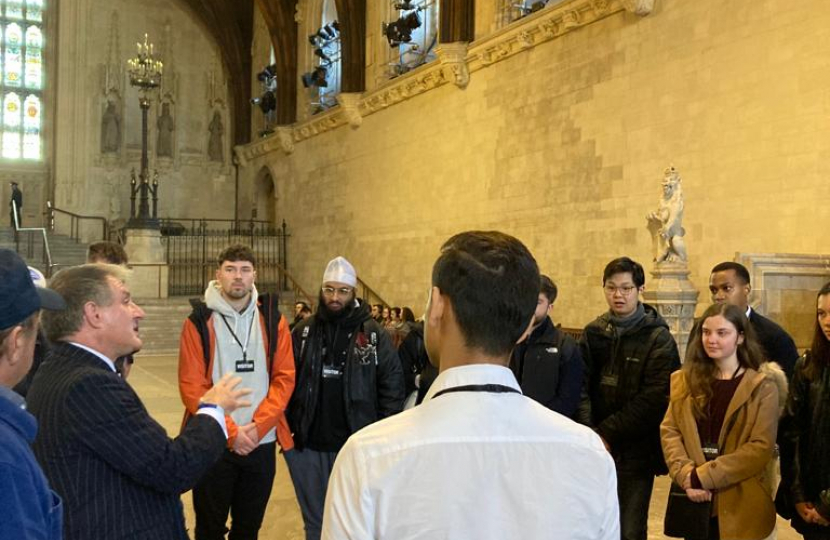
[11,202,57,276]
[163,222,308,304]
[46,202,109,242]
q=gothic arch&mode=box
[253,165,276,226]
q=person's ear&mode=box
[737,332,745,346]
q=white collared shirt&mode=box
[322,364,619,540]
[67,341,228,438]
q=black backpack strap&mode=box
[258,293,282,377]
[187,298,213,377]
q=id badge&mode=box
[702,444,719,461]
[322,365,343,379]
[235,359,255,373]
[600,374,619,388]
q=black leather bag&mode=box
[663,483,711,539]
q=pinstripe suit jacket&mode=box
[27,342,226,540]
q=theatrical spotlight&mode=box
[256,64,277,82]
[382,11,421,47]
[314,47,332,64]
[394,0,417,9]
[301,66,329,88]
[251,90,276,113]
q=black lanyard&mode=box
[432,384,521,399]
[219,313,255,361]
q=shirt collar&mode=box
[0,384,26,409]
[68,342,117,373]
[423,364,521,403]
[746,306,752,318]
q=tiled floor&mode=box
[131,353,802,540]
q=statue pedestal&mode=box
[642,262,699,359]
[124,227,168,298]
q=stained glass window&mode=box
[1,0,44,160]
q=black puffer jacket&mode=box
[578,303,680,474]
[287,300,404,449]
[777,352,830,533]
[510,317,583,418]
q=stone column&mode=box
[642,262,698,359]
[124,228,169,299]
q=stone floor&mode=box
[131,353,801,540]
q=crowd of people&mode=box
[1,234,830,540]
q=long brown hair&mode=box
[804,282,830,381]
[683,303,764,420]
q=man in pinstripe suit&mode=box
[27,264,252,540]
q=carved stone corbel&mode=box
[294,0,307,23]
[336,93,363,128]
[622,0,655,16]
[233,145,248,168]
[276,126,294,154]
[435,42,470,89]
[562,10,581,30]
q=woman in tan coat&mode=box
[661,303,781,540]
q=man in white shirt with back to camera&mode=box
[322,230,619,540]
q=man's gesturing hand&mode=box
[200,373,252,413]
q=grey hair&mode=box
[42,264,131,342]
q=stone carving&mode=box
[336,93,363,128]
[647,166,687,264]
[101,100,121,153]
[156,102,175,158]
[562,10,581,29]
[436,42,470,89]
[590,0,611,14]
[622,0,655,16]
[277,127,295,154]
[294,0,307,23]
[207,111,224,162]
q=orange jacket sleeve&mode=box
[178,317,239,447]
[253,314,296,450]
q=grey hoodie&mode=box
[205,280,274,444]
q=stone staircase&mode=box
[0,226,89,274]
[134,297,193,357]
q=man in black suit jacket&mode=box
[27,263,251,540]
[709,261,800,378]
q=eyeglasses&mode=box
[322,286,353,297]
[603,285,638,296]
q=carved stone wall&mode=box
[52,0,235,241]
[237,0,830,327]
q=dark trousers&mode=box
[283,448,338,540]
[617,469,654,540]
[193,442,277,540]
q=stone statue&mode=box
[647,166,687,264]
[156,102,175,158]
[101,100,121,153]
[207,111,223,162]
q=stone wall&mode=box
[51,0,235,241]
[241,0,830,332]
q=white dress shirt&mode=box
[322,364,619,540]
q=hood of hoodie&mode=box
[315,294,372,330]
[205,280,259,318]
[588,302,669,337]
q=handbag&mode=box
[663,483,712,539]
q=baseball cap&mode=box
[0,249,65,330]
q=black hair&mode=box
[432,230,539,356]
[710,262,750,285]
[540,275,558,303]
[602,257,645,288]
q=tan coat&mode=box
[661,367,780,540]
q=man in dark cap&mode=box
[9,181,22,229]
[0,249,66,539]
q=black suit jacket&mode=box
[27,342,226,540]
[749,309,799,379]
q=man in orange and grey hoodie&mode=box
[178,244,295,540]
